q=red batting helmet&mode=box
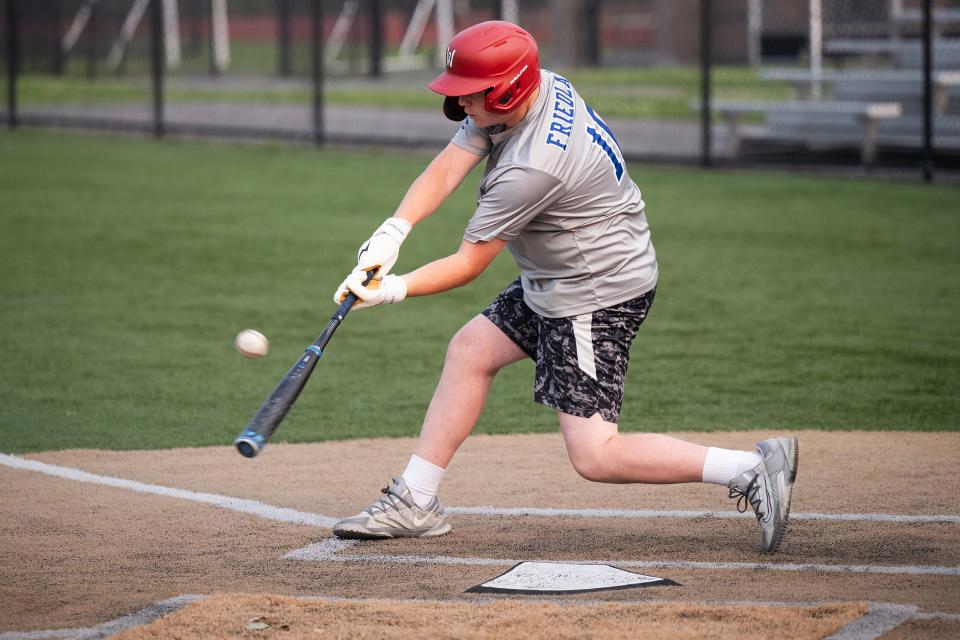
[428,21,541,121]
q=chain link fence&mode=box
[3,0,956,179]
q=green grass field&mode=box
[1,130,958,454]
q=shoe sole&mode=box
[789,436,799,484]
[769,436,799,553]
[332,528,392,540]
[333,522,452,540]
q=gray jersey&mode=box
[453,70,658,318]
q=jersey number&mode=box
[586,104,624,183]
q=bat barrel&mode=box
[233,273,373,459]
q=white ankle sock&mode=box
[701,447,762,486]
[401,454,446,509]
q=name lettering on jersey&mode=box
[446,49,456,68]
[545,74,576,151]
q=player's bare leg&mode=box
[333,315,525,539]
[413,314,527,468]
[558,412,798,552]
[558,412,708,483]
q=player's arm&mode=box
[339,166,563,309]
[337,238,504,309]
[397,167,563,298]
[392,142,485,227]
[332,143,485,307]
[402,238,506,297]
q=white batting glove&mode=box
[333,273,407,310]
[355,217,412,280]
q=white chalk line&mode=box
[4,453,958,526]
[4,453,960,577]
[915,611,960,622]
[283,538,358,560]
[282,540,960,576]
[0,595,201,640]
[825,603,919,640]
[447,506,960,524]
[0,453,337,528]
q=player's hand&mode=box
[355,217,412,280]
[333,273,407,310]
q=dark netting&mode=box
[13,0,157,132]
[1,3,8,125]
[162,0,316,140]
[515,0,704,162]
[4,0,955,177]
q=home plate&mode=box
[466,561,680,595]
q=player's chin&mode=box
[469,113,495,127]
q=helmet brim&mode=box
[428,71,494,98]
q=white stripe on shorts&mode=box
[572,314,597,380]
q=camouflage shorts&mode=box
[482,278,656,424]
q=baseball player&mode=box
[332,21,798,552]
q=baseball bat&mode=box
[234,269,376,458]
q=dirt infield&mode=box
[2,431,959,638]
[113,594,868,640]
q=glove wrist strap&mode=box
[378,217,412,243]
[381,274,408,304]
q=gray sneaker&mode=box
[727,436,799,553]
[332,477,452,540]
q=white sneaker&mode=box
[727,436,799,552]
[332,477,452,540]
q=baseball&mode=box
[235,329,269,359]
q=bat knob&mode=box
[234,431,264,458]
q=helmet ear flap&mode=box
[443,96,467,121]
[484,86,514,113]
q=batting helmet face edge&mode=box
[428,21,541,122]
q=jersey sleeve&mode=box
[463,166,565,243]
[451,117,493,157]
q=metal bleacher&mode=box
[708,8,960,165]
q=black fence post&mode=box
[86,0,99,78]
[207,0,218,76]
[368,0,382,78]
[581,0,600,67]
[278,0,292,77]
[700,0,712,167]
[188,0,202,55]
[312,0,324,146]
[51,0,65,75]
[150,0,165,138]
[922,0,933,182]
[6,0,19,128]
